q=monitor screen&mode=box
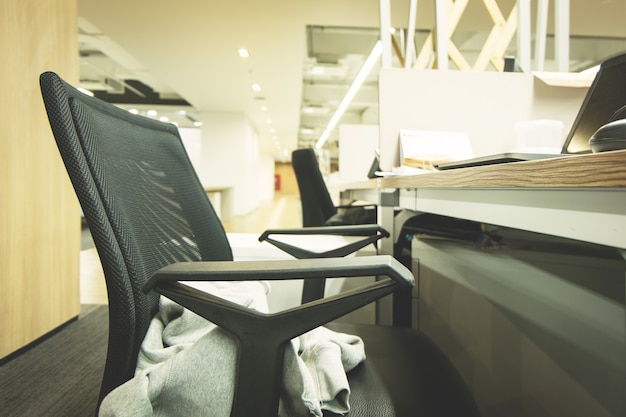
[564,53,626,154]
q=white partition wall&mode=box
[339,124,379,181]
[377,68,589,170]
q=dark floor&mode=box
[0,305,108,417]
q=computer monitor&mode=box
[563,53,626,154]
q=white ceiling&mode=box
[77,0,626,162]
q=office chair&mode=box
[40,71,480,417]
[291,148,377,227]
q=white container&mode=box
[513,119,564,153]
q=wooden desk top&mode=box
[378,149,626,189]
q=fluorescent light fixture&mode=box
[315,40,382,149]
[237,48,250,58]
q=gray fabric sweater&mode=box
[99,281,365,416]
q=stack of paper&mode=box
[399,130,474,170]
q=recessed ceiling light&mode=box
[147,109,157,117]
[128,109,139,115]
[237,48,250,58]
[252,84,261,92]
[193,121,203,127]
[302,105,329,115]
[260,105,268,111]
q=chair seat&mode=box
[327,323,481,417]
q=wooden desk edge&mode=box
[376,150,626,189]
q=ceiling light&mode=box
[128,109,139,115]
[260,105,268,111]
[193,121,203,127]
[266,119,272,124]
[159,116,169,122]
[302,105,329,115]
[146,109,158,117]
[308,64,348,77]
[252,84,261,92]
[315,40,382,149]
[237,48,250,58]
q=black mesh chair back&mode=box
[291,148,338,226]
[40,71,233,404]
[41,72,482,417]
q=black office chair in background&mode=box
[40,71,480,417]
[291,148,377,227]
[259,142,388,305]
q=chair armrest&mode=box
[142,254,413,417]
[144,254,411,292]
[258,225,389,259]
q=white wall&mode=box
[197,111,272,217]
[258,154,275,202]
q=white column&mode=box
[379,0,392,69]
[516,0,531,71]
[554,0,570,72]
[534,0,549,71]
[405,0,418,69]
[435,0,448,70]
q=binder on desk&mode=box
[399,130,473,170]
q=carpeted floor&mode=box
[0,305,108,417]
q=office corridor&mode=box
[80,193,302,304]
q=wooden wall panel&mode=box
[0,0,80,359]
